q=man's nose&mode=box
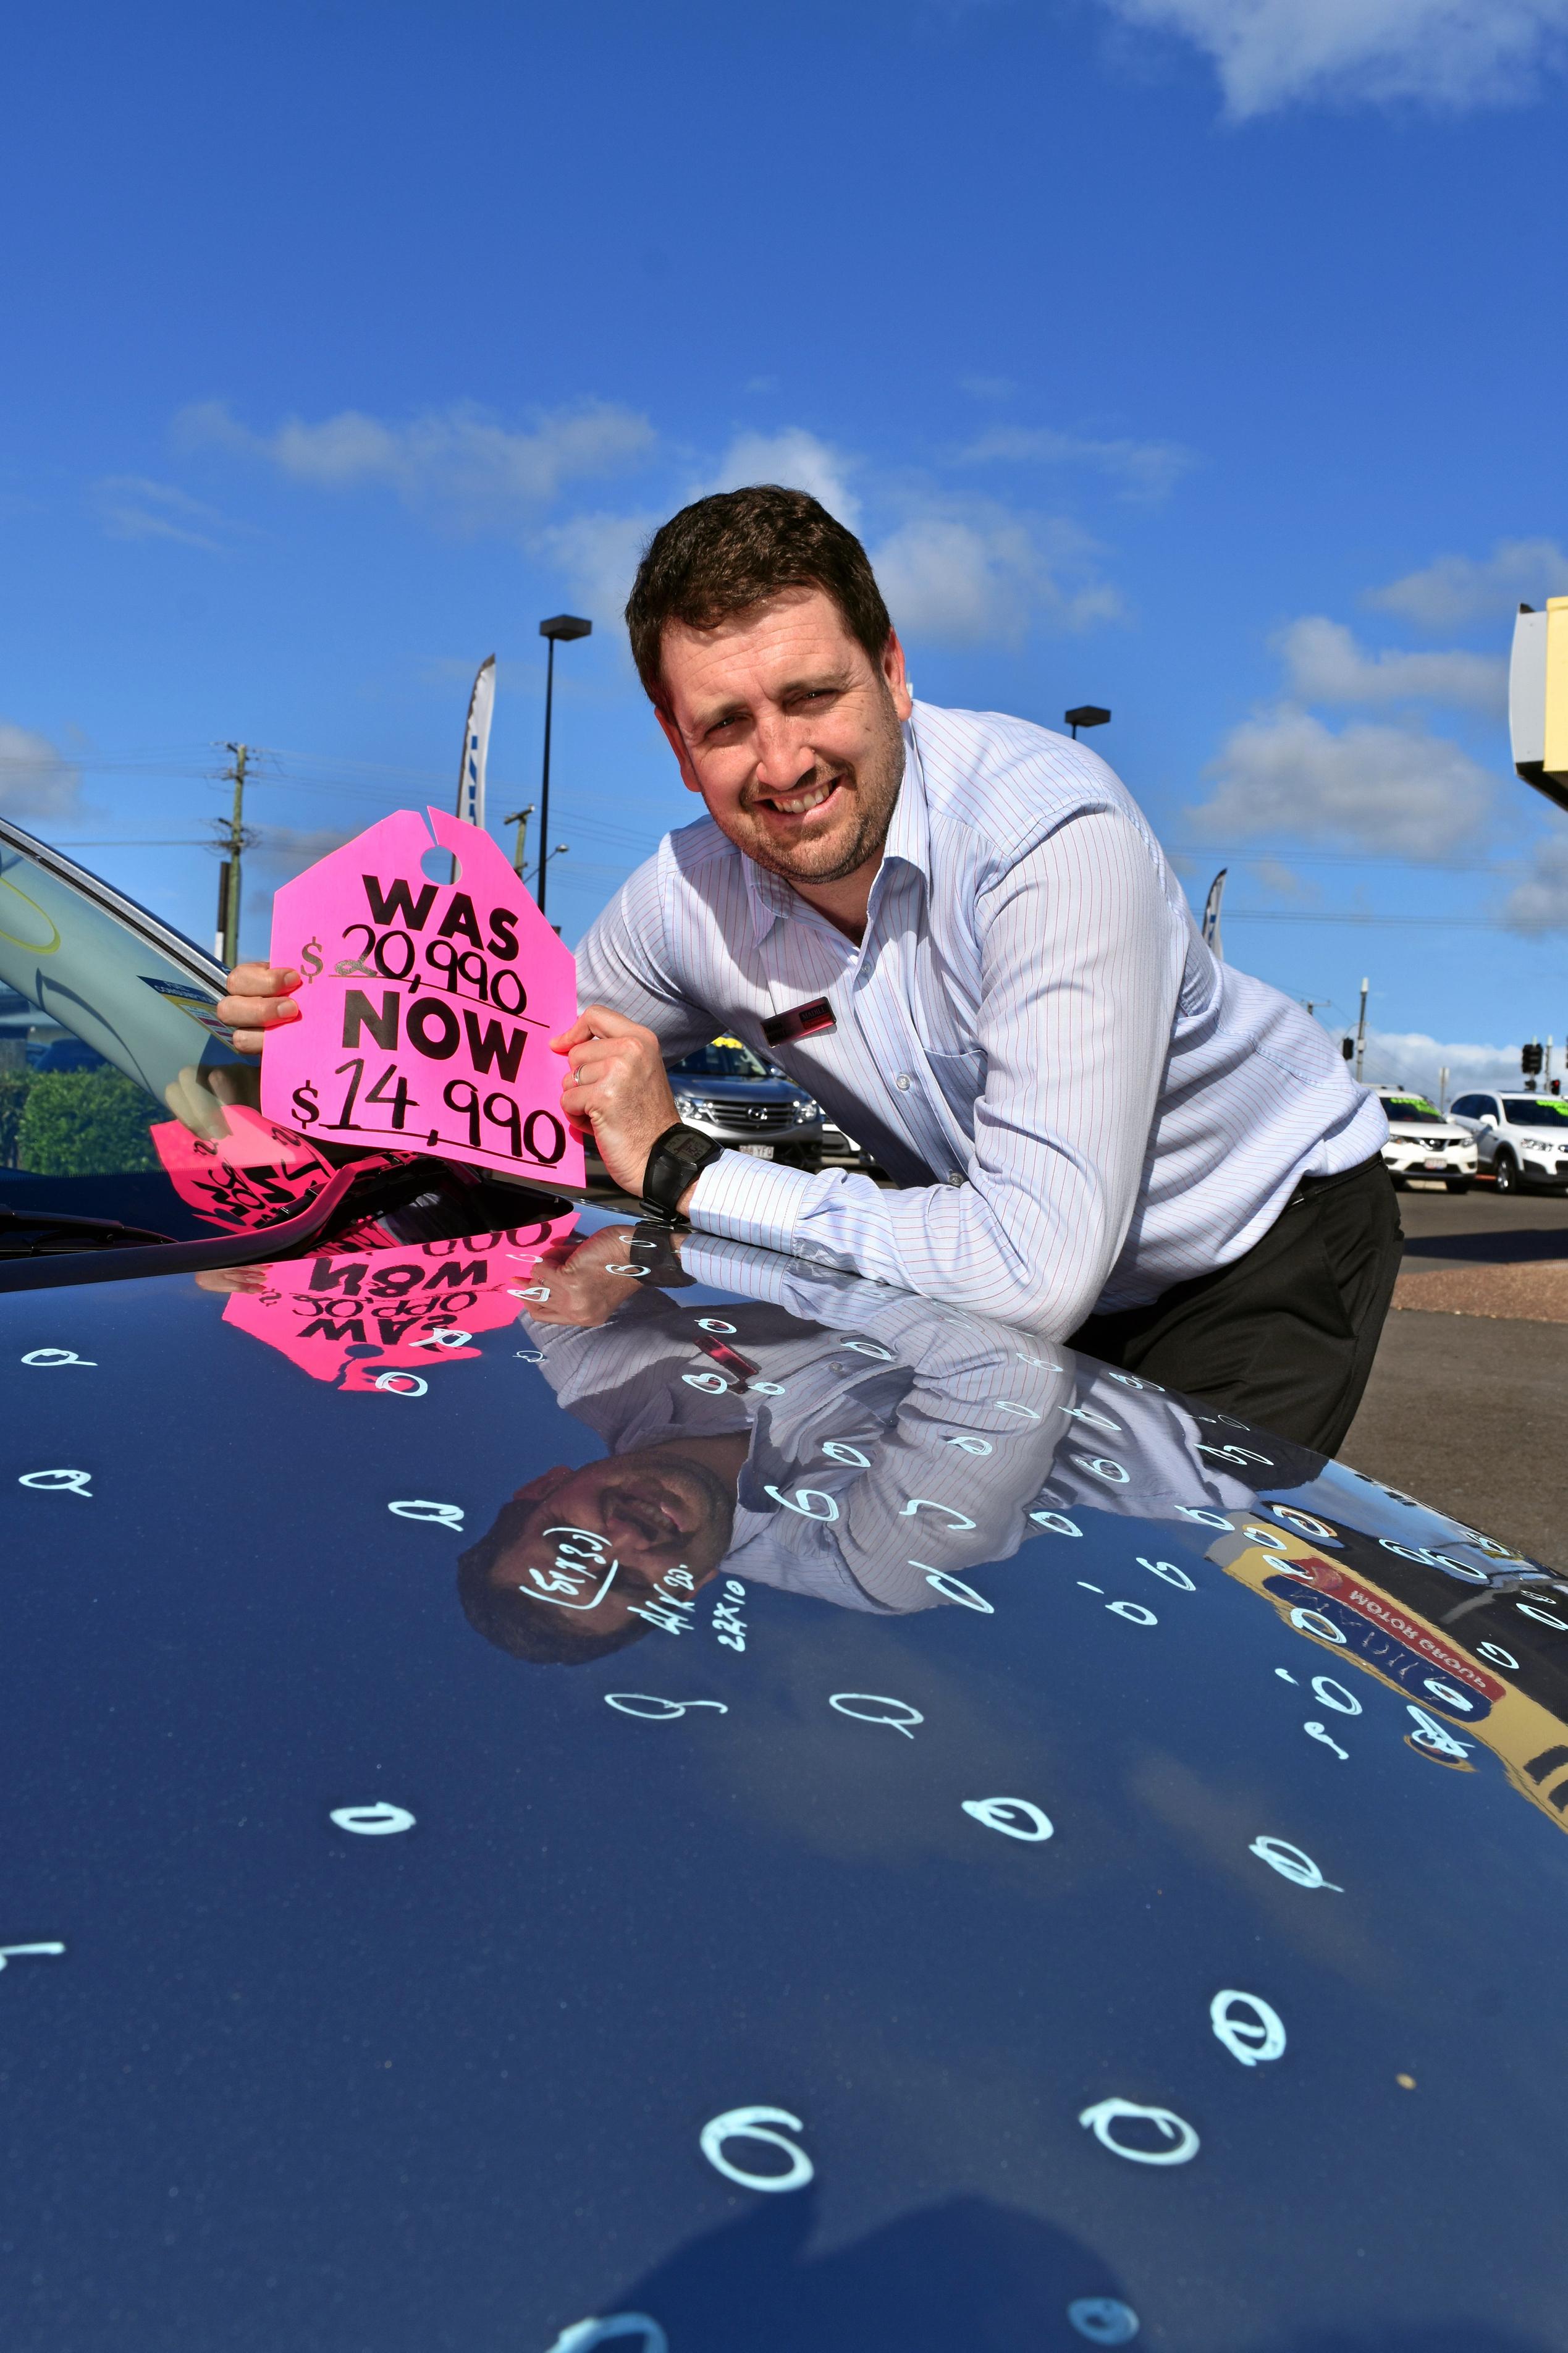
[751,711,817,791]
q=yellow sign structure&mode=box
[1546,598,1568,782]
[1207,1514,1568,1834]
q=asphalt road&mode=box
[1340,1185,1568,1569]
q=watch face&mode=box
[673,1128,714,1167]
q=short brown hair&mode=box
[625,484,893,708]
[456,1501,651,1667]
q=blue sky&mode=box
[4,0,1567,1099]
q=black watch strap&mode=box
[639,1123,726,1222]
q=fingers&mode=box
[549,1003,659,1053]
[225,962,300,999]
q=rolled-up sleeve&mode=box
[689,810,1184,1335]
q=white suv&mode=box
[1449,1090,1568,1194]
[1375,1089,1478,1192]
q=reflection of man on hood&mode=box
[457,1221,1334,1667]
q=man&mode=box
[221,484,1396,1451]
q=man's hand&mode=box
[521,1225,652,1329]
[551,1005,685,1199]
[216,963,302,1055]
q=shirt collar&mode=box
[741,711,930,946]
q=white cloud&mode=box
[1098,0,1568,116]
[871,504,1121,646]
[960,424,1197,503]
[1187,706,1496,857]
[536,507,660,632]
[1367,538,1568,630]
[0,722,83,821]
[1350,1026,1535,1098]
[1276,616,1506,715]
[1248,855,1318,900]
[92,476,250,552]
[706,429,861,529]
[177,398,655,531]
[1501,830,1568,932]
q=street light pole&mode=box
[536,615,591,915]
[1064,704,1111,741]
[503,803,536,880]
[1355,977,1369,1082]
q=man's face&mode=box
[487,1446,736,1640]
[655,587,912,890]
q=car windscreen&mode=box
[668,1036,777,1081]
[0,819,265,1207]
[1503,1096,1568,1124]
[1381,1097,1443,1122]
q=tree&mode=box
[17,1068,161,1176]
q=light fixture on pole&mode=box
[536,615,592,915]
[1064,705,1111,741]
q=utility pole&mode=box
[1438,1064,1449,1113]
[504,805,536,881]
[213,742,259,968]
[1354,976,1369,1083]
[536,614,591,916]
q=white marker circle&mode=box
[1074,1454,1129,1485]
[699,2106,814,2193]
[962,1796,1054,1842]
[20,1348,95,1367]
[388,1498,465,1529]
[1107,1600,1157,1626]
[765,1484,840,1520]
[373,1371,428,1397]
[18,1468,91,1497]
[1029,1511,1082,1537]
[696,1317,736,1334]
[1068,2299,1140,2344]
[828,1692,923,1738]
[1175,1506,1231,1529]
[546,2318,668,2353]
[922,1569,994,1612]
[1289,1606,1347,1645]
[603,1694,728,1721]
[1477,1641,1519,1670]
[683,1371,730,1395]
[821,1439,870,1467]
[331,1802,415,1836]
[1310,1674,1361,1716]
[1210,1988,1286,2067]
[1517,1601,1568,1630]
[1138,1556,1195,1590]
[1078,2097,1199,2166]
[1249,1835,1341,1891]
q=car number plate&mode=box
[739,1143,775,1159]
[1424,1157,1447,1170]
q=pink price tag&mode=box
[221,1215,578,1390]
[260,807,584,1186]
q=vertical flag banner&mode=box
[456,655,497,830]
[261,806,585,1188]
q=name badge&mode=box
[762,997,836,1048]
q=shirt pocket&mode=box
[924,1046,986,1125]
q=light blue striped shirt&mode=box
[577,701,1386,1335]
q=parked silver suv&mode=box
[1449,1089,1568,1193]
[665,1034,831,1168]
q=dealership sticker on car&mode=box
[261,806,585,1186]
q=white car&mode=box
[1375,1089,1478,1191]
[1449,1088,1568,1193]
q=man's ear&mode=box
[655,706,704,797]
[510,1465,575,1503]
[882,628,914,725]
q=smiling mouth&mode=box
[751,775,845,822]
[603,1477,702,1547]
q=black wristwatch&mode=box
[639,1123,727,1222]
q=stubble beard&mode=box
[724,690,906,890]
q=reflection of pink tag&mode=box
[151,1110,364,1233]
[261,807,584,1186]
[222,1214,578,1390]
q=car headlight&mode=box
[793,1096,825,1120]
[673,1093,701,1120]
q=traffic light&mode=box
[1341,1036,1354,1061]
[1522,1041,1544,1081]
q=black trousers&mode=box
[1067,1155,1404,1456]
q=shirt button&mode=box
[895,1073,911,1090]
[946,1172,964,1187]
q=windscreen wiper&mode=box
[0,1156,578,1295]
[0,1204,176,1258]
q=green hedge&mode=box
[0,1067,34,1167]
[16,1068,162,1176]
